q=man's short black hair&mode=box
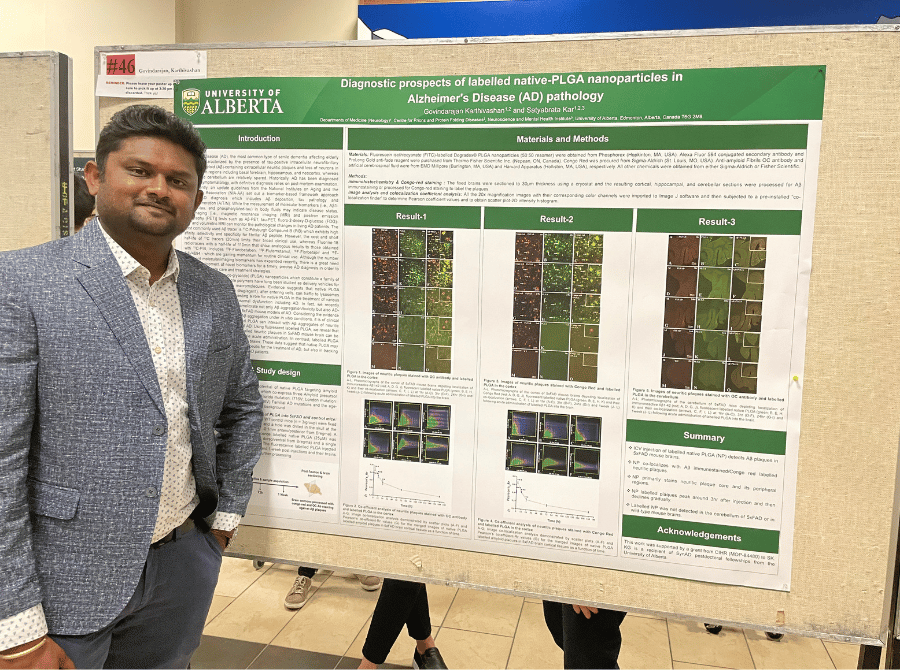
[95,105,207,186]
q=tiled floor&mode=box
[193,558,863,669]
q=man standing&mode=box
[0,105,263,668]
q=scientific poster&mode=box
[176,65,823,590]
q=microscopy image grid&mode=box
[511,232,603,383]
[363,399,451,465]
[371,228,453,374]
[505,409,601,479]
[660,234,766,394]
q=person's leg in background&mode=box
[284,566,319,609]
[285,567,382,609]
[543,600,627,670]
[360,579,445,669]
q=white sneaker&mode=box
[284,575,313,609]
[355,574,382,591]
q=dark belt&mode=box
[150,518,195,548]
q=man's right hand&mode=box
[0,636,74,669]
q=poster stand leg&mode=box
[858,644,881,669]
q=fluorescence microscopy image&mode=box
[574,234,603,264]
[666,266,698,297]
[572,264,602,293]
[363,399,450,465]
[661,357,692,389]
[400,259,427,287]
[511,232,603,383]
[541,293,571,323]
[695,299,728,330]
[426,288,453,317]
[542,263,573,293]
[372,228,399,257]
[399,229,427,258]
[506,409,601,478]
[541,413,570,442]
[395,402,422,430]
[698,267,731,299]
[664,298,695,329]
[366,400,394,428]
[695,330,727,361]
[543,233,574,263]
[572,416,601,445]
[539,350,568,381]
[569,352,598,383]
[427,258,453,288]
[731,269,765,301]
[699,236,734,267]
[726,363,758,393]
[570,447,600,478]
[661,329,693,359]
[365,430,393,459]
[539,444,569,476]
[572,293,601,324]
[511,349,539,379]
[570,323,599,354]
[397,344,425,371]
[427,230,453,258]
[394,432,421,460]
[508,410,538,439]
[399,287,426,315]
[371,343,397,370]
[425,317,452,347]
[398,316,425,344]
[668,235,700,266]
[372,229,454,373]
[661,234,766,393]
[729,300,763,332]
[506,441,537,472]
[515,263,542,292]
[727,332,760,363]
[373,286,398,315]
[423,435,450,464]
[372,314,398,344]
[515,233,543,261]
[424,346,451,374]
[425,404,451,431]
[514,292,542,321]
[513,321,540,350]
[373,257,399,286]
[540,322,570,352]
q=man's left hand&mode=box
[572,604,599,619]
[210,529,232,552]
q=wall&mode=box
[0,0,357,151]
[175,0,358,44]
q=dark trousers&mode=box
[543,600,627,669]
[362,579,431,665]
[52,526,223,668]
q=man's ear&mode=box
[193,189,204,214]
[83,161,102,196]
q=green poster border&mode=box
[627,420,787,455]
[251,360,341,386]
[344,204,481,229]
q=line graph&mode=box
[364,463,447,507]
[505,474,596,521]
[254,479,300,496]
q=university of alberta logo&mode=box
[182,88,200,116]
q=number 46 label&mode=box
[105,54,135,76]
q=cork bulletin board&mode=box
[95,27,900,643]
[0,51,71,251]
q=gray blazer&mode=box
[0,220,263,635]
